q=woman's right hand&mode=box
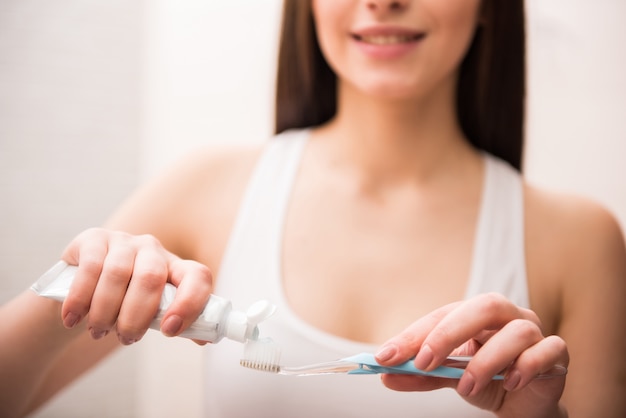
[60,227,214,345]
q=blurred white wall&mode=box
[0,0,624,417]
[0,1,144,417]
[525,0,626,228]
[140,0,283,179]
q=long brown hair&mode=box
[274,0,526,171]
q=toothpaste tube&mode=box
[31,260,276,343]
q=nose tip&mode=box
[366,0,408,13]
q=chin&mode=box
[346,70,453,103]
[357,82,422,101]
[342,71,426,101]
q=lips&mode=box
[352,27,426,46]
[350,27,426,59]
[353,33,425,45]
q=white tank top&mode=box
[203,129,528,417]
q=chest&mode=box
[281,177,481,344]
[201,139,549,346]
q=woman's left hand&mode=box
[375,293,569,417]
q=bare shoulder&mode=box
[524,183,626,299]
[106,142,266,267]
[165,143,264,195]
[524,184,625,273]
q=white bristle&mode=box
[240,337,282,373]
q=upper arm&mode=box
[526,187,626,415]
[560,203,626,415]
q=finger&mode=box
[503,335,569,393]
[457,318,544,397]
[160,259,213,338]
[115,244,169,345]
[380,374,456,392]
[86,241,136,340]
[375,302,461,365]
[60,232,109,329]
[415,293,529,371]
[61,227,104,266]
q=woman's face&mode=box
[311,0,482,100]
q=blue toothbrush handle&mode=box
[343,353,504,380]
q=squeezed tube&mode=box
[31,260,276,343]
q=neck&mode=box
[315,79,475,186]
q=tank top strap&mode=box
[465,154,529,308]
[216,129,308,302]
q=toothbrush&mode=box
[240,339,568,379]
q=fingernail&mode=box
[89,327,109,340]
[504,370,522,392]
[457,371,476,397]
[375,344,397,363]
[63,312,81,329]
[118,334,138,346]
[414,344,434,370]
[161,315,183,336]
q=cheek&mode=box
[431,0,482,22]
[427,1,481,72]
[434,0,481,47]
[453,7,480,45]
[311,2,347,72]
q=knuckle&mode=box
[463,357,489,379]
[479,292,508,311]
[473,293,520,324]
[395,330,420,349]
[511,319,541,341]
[550,335,568,351]
[102,261,132,282]
[81,227,105,239]
[136,233,162,248]
[82,227,115,244]
[428,324,454,349]
[519,307,542,329]
[78,257,104,275]
[194,263,214,284]
[176,259,214,287]
[136,268,167,293]
[546,335,570,362]
[518,351,543,373]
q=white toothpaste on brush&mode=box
[31,260,276,343]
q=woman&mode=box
[1,0,624,416]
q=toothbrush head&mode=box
[240,337,282,373]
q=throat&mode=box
[310,120,475,190]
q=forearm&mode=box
[0,290,84,416]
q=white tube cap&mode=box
[225,300,277,343]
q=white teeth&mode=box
[358,34,417,45]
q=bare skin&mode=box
[1,0,625,416]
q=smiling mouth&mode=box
[353,33,425,45]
